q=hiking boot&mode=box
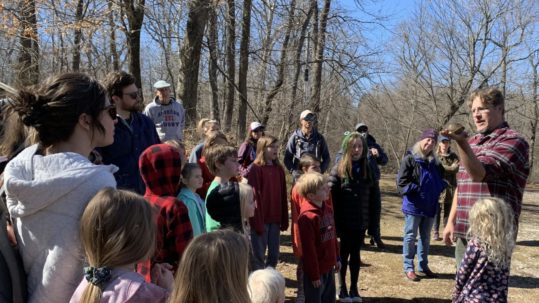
[433,232,441,241]
[349,288,363,303]
[337,288,352,303]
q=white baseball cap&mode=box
[153,80,171,89]
[250,121,265,131]
[300,110,316,121]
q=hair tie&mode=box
[84,266,112,287]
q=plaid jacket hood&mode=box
[139,144,181,197]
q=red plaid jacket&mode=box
[138,144,193,280]
[455,123,529,238]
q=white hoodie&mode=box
[4,144,117,303]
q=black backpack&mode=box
[0,181,27,303]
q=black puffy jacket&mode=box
[329,165,371,235]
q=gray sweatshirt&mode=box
[4,144,117,303]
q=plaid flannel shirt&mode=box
[455,123,529,239]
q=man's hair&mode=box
[248,267,285,303]
[467,87,505,112]
[295,172,327,198]
[103,71,136,98]
[205,144,237,175]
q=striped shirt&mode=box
[455,122,529,239]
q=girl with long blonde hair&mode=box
[329,132,372,302]
[453,197,515,302]
[246,135,288,270]
[71,188,173,303]
[168,229,251,303]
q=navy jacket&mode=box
[284,129,331,173]
[98,112,160,194]
[396,151,446,218]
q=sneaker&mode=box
[349,289,363,303]
[433,232,441,241]
[337,289,352,303]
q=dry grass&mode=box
[276,174,539,302]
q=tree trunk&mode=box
[261,0,296,125]
[281,3,314,141]
[123,0,145,95]
[208,7,220,122]
[72,0,84,71]
[254,1,275,113]
[109,1,119,71]
[179,0,211,126]
[309,0,331,114]
[223,0,236,132]
[237,0,252,139]
[17,0,40,86]
[529,55,539,173]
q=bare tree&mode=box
[179,0,211,125]
[17,0,39,85]
[237,0,252,138]
[120,0,145,91]
[223,0,236,131]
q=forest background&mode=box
[2,0,539,180]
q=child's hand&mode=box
[312,280,321,288]
[152,263,174,291]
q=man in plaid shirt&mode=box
[442,87,529,267]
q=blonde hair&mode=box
[204,144,237,175]
[248,267,285,303]
[412,140,436,161]
[468,197,515,269]
[239,182,254,235]
[169,229,251,303]
[203,130,229,154]
[253,135,281,166]
[337,132,371,182]
[79,188,156,303]
[295,172,327,198]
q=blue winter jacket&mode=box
[98,112,160,194]
[396,151,446,217]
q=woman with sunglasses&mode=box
[1,72,118,303]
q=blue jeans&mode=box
[403,214,434,273]
[303,270,336,303]
[250,223,280,270]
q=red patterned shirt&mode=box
[455,123,529,238]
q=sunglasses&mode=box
[104,105,117,120]
[123,91,140,99]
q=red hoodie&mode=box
[139,144,193,280]
[298,199,339,282]
[291,186,333,258]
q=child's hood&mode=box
[139,144,181,196]
[5,144,118,218]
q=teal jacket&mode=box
[178,187,206,236]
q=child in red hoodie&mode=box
[296,172,340,303]
[138,144,193,281]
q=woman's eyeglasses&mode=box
[104,105,117,120]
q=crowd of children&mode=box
[0,72,519,303]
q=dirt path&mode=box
[277,175,539,302]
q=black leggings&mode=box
[339,229,365,290]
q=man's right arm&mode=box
[441,131,485,181]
